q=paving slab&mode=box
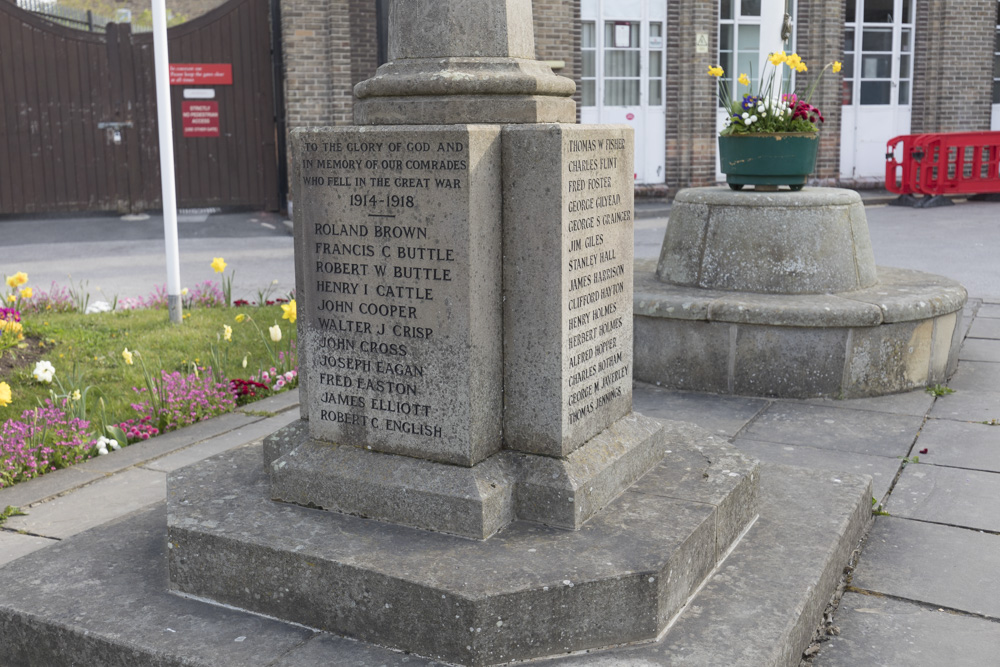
[238,388,300,415]
[915,419,1000,472]
[0,505,319,667]
[801,390,935,417]
[0,466,105,510]
[0,531,56,567]
[927,390,1000,423]
[946,360,1000,393]
[732,438,899,502]
[632,382,769,437]
[967,317,1000,339]
[886,464,1000,532]
[815,592,1000,667]
[851,517,1000,618]
[739,403,923,458]
[2,468,165,539]
[957,337,1000,362]
[976,303,1000,319]
[143,410,299,473]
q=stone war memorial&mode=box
[162,1,871,665]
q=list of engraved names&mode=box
[299,136,469,442]
[564,135,632,427]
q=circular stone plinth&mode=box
[657,187,877,295]
[633,260,968,398]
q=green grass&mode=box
[4,305,296,423]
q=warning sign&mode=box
[170,64,232,85]
[182,101,220,137]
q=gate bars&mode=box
[886,132,1000,208]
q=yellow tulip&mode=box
[0,381,11,407]
[210,257,227,273]
[738,73,750,86]
[281,299,297,324]
[707,66,724,77]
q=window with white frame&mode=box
[582,22,597,107]
[718,0,795,106]
[843,0,914,105]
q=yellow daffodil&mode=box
[281,299,297,324]
[832,61,842,73]
[122,347,134,365]
[707,65,724,77]
[210,257,227,273]
[769,50,787,66]
[0,381,11,407]
[786,53,802,69]
[20,287,32,299]
[269,324,282,343]
[5,272,27,288]
[223,324,232,341]
[6,295,14,303]
[795,62,808,73]
[738,73,750,86]
[235,313,246,323]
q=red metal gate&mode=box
[0,0,282,214]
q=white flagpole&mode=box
[151,0,183,324]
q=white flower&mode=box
[269,324,282,342]
[32,360,55,383]
[95,436,119,452]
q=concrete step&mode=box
[0,458,870,666]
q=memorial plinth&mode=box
[166,1,761,665]
[634,187,968,398]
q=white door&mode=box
[992,0,999,130]
[580,0,666,184]
[840,0,915,180]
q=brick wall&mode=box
[348,0,378,87]
[664,0,718,192]
[532,0,581,112]
[912,0,996,132]
[794,0,845,183]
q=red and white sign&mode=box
[182,101,220,137]
[170,64,232,85]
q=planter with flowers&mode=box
[710,52,841,191]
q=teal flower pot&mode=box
[718,132,819,191]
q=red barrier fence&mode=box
[886,132,1000,206]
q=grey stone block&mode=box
[967,315,1000,339]
[292,125,504,467]
[916,418,1000,472]
[733,438,899,502]
[0,531,55,567]
[946,360,1000,392]
[852,517,1000,618]
[844,266,968,324]
[656,187,876,294]
[845,319,932,394]
[4,468,165,539]
[633,316,732,394]
[977,303,1000,318]
[886,463,1000,532]
[928,389,1000,422]
[270,439,516,540]
[239,387,300,415]
[502,124,634,456]
[739,402,924,458]
[262,419,310,469]
[708,292,884,327]
[632,382,769,437]
[802,389,935,416]
[958,337,1000,362]
[815,593,1000,667]
[733,324,848,397]
[168,443,743,665]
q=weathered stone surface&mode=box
[928,388,1000,422]
[167,441,750,665]
[270,438,516,540]
[948,359,1000,392]
[844,265,968,323]
[816,593,1000,667]
[354,95,576,126]
[845,319,932,394]
[633,315,732,394]
[0,531,54,568]
[632,382,769,437]
[803,389,935,416]
[887,463,1000,532]
[656,187,876,295]
[917,418,1000,472]
[502,124,634,456]
[386,0,535,60]
[262,419,309,469]
[292,125,504,468]
[851,517,1000,618]
[733,324,848,397]
[968,315,1000,338]
[958,336,1000,362]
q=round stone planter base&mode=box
[634,260,967,399]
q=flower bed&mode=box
[0,261,298,490]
